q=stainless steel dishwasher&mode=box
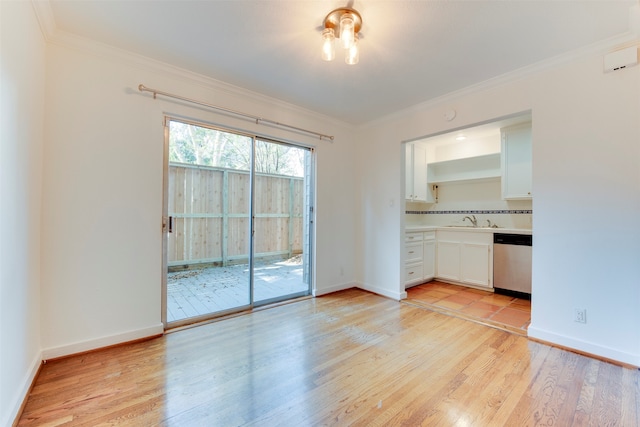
[493,233,532,298]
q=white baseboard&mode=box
[42,323,164,360]
[528,324,640,367]
[355,281,405,301]
[313,281,355,297]
[5,350,42,427]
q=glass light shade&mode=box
[321,28,335,61]
[345,35,359,65]
[339,13,355,49]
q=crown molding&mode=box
[362,31,640,130]
[31,0,56,41]
[29,1,353,132]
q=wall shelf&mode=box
[428,153,501,184]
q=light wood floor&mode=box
[18,289,640,426]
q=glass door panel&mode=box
[165,120,252,325]
[252,139,312,305]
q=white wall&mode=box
[0,1,45,424]
[356,47,640,365]
[355,123,408,300]
[529,52,640,364]
[40,38,357,357]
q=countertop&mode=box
[406,225,532,235]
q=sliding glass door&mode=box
[163,119,313,327]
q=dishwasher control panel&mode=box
[493,233,532,246]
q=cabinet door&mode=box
[413,144,429,202]
[405,144,414,200]
[437,240,460,282]
[461,242,491,288]
[501,124,532,199]
[423,239,436,280]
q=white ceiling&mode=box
[44,0,636,125]
[413,112,532,149]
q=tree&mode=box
[169,121,304,177]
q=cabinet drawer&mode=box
[405,263,424,285]
[405,232,424,243]
[404,242,423,264]
[424,231,436,241]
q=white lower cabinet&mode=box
[404,230,436,288]
[404,241,423,264]
[436,230,493,289]
[423,239,436,280]
[404,263,425,287]
[435,240,460,282]
[460,241,492,287]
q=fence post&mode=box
[222,169,229,266]
[289,177,294,259]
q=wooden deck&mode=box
[18,289,640,426]
[167,259,308,322]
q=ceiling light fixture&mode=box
[321,7,362,65]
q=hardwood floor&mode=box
[18,289,639,426]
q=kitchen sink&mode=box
[443,225,500,229]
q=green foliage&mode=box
[169,121,304,177]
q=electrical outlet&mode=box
[574,308,587,324]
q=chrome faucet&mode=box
[486,219,499,228]
[463,215,477,227]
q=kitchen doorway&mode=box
[162,118,314,327]
[402,112,533,321]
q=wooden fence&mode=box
[168,163,304,268]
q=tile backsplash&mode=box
[406,179,533,229]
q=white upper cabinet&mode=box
[405,143,433,203]
[501,123,532,200]
[405,144,413,200]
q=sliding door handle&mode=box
[163,216,174,233]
